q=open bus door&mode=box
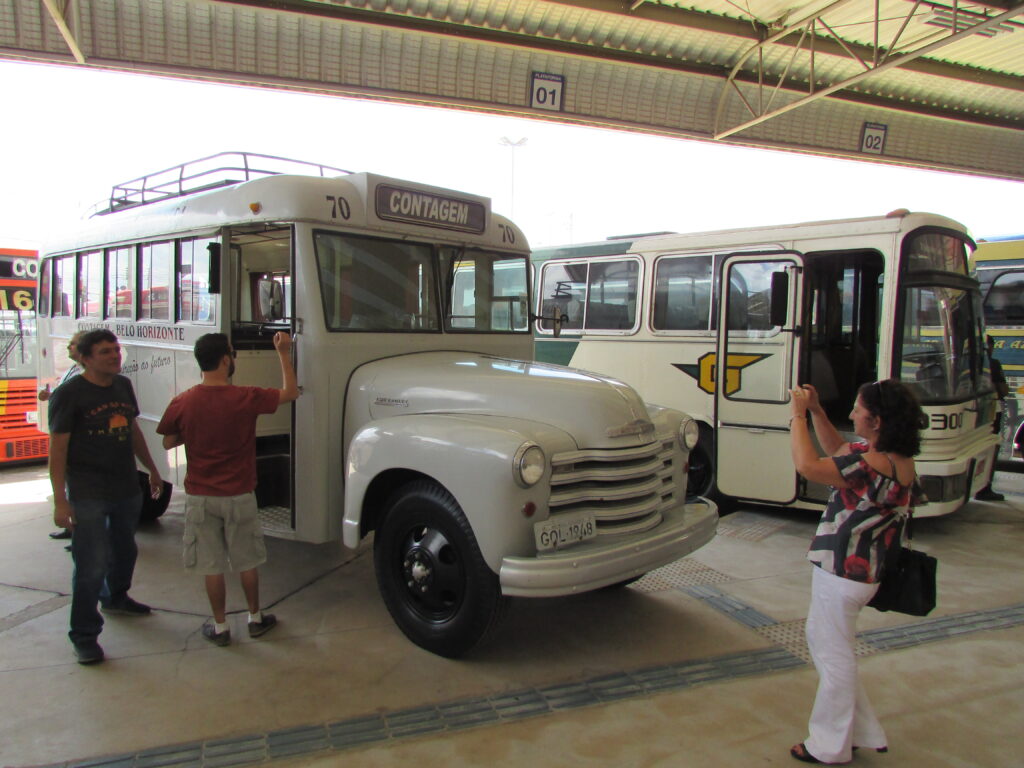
[715,253,804,503]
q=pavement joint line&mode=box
[0,595,71,634]
[32,598,1024,768]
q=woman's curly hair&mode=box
[857,378,925,457]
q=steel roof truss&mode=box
[713,1,1024,139]
[40,0,85,64]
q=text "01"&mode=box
[531,72,565,112]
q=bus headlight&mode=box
[514,443,546,487]
[678,418,699,451]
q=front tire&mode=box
[687,425,717,499]
[373,480,507,658]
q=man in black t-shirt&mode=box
[48,329,164,665]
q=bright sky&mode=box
[2,60,1021,252]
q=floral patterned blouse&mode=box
[807,441,925,583]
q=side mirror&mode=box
[769,271,789,328]
[258,279,284,320]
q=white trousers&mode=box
[804,565,888,763]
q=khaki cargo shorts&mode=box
[183,492,267,575]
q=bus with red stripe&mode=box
[0,248,48,463]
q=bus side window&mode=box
[583,260,638,331]
[52,255,74,317]
[232,228,291,333]
[984,271,1024,324]
[178,237,216,324]
[106,246,135,319]
[538,262,586,332]
[652,255,712,331]
[38,260,50,316]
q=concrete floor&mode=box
[1,463,1021,768]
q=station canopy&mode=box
[3,0,1023,179]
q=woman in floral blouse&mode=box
[788,379,925,764]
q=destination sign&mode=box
[375,185,486,234]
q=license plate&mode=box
[535,511,597,551]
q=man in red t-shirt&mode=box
[157,332,299,646]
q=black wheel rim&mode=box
[397,524,465,622]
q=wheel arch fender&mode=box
[344,414,575,571]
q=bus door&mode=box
[715,253,804,503]
[228,226,297,530]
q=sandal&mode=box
[852,746,888,753]
[791,744,821,764]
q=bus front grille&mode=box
[549,438,677,537]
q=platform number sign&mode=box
[531,72,565,112]
[860,122,888,155]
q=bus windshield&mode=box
[898,231,985,402]
[314,231,440,332]
[0,310,36,378]
[441,249,530,333]
[0,265,37,379]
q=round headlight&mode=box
[678,418,699,451]
[514,443,546,487]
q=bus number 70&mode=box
[326,195,352,220]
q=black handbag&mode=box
[868,518,937,616]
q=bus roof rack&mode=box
[97,152,352,215]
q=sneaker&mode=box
[202,621,231,647]
[73,640,105,665]
[248,613,277,638]
[975,488,1006,502]
[101,596,152,616]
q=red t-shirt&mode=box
[157,385,281,496]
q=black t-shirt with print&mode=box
[49,374,141,501]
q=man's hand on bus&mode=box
[53,498,74,530]
[273,331,293,355]
[38,384,50,402]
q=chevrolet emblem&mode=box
[606,419,656,438]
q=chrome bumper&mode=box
[499,497,718,597]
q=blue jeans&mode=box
[68,493,142,644]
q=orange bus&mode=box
[0,248,48,463]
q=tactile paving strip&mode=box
[629,558,733,592]
[40,594,1024,768]
[755,619,877,664]
[715,513,789,542]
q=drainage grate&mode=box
[629,558,733,592]
[682,585,777,628]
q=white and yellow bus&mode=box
[37,152,717,657]
[972,236,1024,463]
[533,211,998,517]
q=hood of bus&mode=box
[348,351,659,449]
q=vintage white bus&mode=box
[533,211,999,517]
[37,153,716,657]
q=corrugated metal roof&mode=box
[1,0,1021,178]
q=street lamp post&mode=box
[498,136,527,219]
